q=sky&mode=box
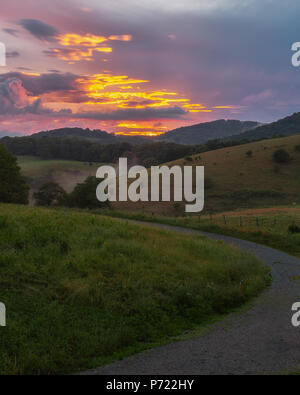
[0,0,300,137]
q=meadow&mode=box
[0,204,269,374]
[112,134,300,215]
[105,206,300,258]
[17,156,103,195]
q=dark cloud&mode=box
[0,77,34,115]
[73,106,186,121]
[0,72,80,95]
[0,77,71,116]
[2,28,19,37]
[17,19,59,41]
[24,72,79,95]
[6,51,20,58]
[0,74,183,122]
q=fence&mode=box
[183,213,300,232]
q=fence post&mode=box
[223,215,227,225]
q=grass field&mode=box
[0,204,269,374]
[113,134,300,215]
[17,156,102,200]
[105,206,300,258]
[17,135,300,214]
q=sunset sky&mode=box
[1,0,300,137]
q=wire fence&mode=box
[182,213,300,232]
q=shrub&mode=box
[68,176,109,209]
[34,182,67,206]
[294,145,300,153]
[272,149,291,164]
[185,156,193,162]
[205,177,214,190]
[246,150,253,157]
[288,224,300,234]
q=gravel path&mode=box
[82,221,300,375]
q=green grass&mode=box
[17,156,102,194]
[0,204,270,374]
[103,206,300,258]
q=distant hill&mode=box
[33,128,114,142]
[31,127,151,145]
[14,112,300,148]
[158,120,260,145]
[224,112,300,142]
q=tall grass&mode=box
[103,208,300,258]
[0,204,269,374]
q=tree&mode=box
[246,150,253,157]
[69,176,109,209]
[272,149,291,164]
[34,182,67,206]
[205,177,214,190]
[0,144,29,204]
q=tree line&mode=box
[1,135,255,167]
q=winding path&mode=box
[82,221,300,375]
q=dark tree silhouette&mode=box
[0,145,29,204]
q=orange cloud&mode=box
[58,33,132,47]
[58,33,108,47]
[45,47,112,61]
[109,35,132,42]
[52,33,132,62]
[20,71,41,76]
[74,73,212,113]
[78,74,149,91]
[117,122,167,130]
[115,130,164,137]
[213,105,236,109]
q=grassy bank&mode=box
[0,204,269,374]
[103,207,300,258]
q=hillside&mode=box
[113,134,300,215]
[159,120,260,145]
[172,134,300,212]
[17,156,103,204]
[225,112,300,142]
[0,204,268,374]
[30,127,152,145]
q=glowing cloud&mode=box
[58,33,108,47]
[109,35,132,41]
[45,47,112,61]
[58,33,132,47]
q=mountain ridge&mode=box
[158,119,261,145]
